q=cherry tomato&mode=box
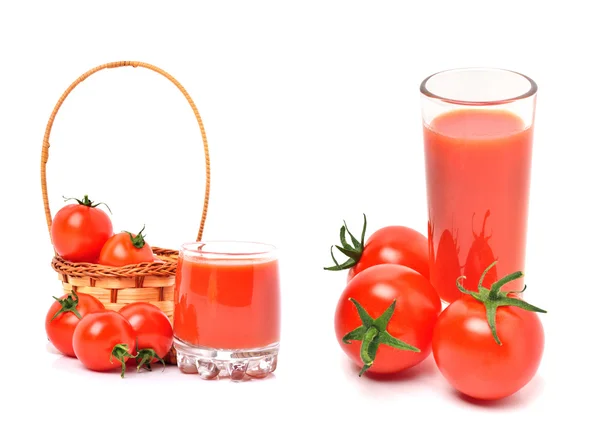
[325,214,429,281]
[51,195,113,263]
[45,291,105,357]
[335,264,441,376]
[432,262,546,400]
[119,302,173,370]
[72,310,137,378]
[98,226,155,267]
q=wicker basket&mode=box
[40,61,211,323]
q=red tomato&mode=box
[335,264,441,376]
[45,291,105,357]
[51,195,113,263]
[98,226,155,267]
[325,214,429,281]
[72,310,137,378]
[119,302,173,370]
[432,262,546,400]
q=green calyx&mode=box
[343,298,420,377]
[324,214,367,271]
[456,261,547,346]
[63,195,112,214]
[135,348,166,372]
[110,344,136,379]
[50,290,82,321]
[110,339,167,378]
[127,225,147,249]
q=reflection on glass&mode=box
[463,210,498,292]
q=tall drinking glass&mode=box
[420,68,537,303]
[173,241,281,381]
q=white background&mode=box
[1,1,597,431]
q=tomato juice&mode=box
[173,244,281,350]
[424,109,533,302]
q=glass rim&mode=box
[180,240,277,259]
[420,67,538,106]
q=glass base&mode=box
[173,338,279,381]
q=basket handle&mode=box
[40,61,211,243]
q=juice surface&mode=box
[424,109,533,302]
[173,256,281,349]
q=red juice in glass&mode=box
[420,68,537,303]
[173,241,280,381]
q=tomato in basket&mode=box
[51,195,113,263]
[98,226,155,267]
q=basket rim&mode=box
[51,246,179,279]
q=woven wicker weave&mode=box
[41,61,210,322]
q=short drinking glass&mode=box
[173,241,281,381]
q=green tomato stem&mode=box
[110,344,135,378]
[343,298,420,377]
[127,225,147,249]
[50,290,82,321]
[324,214,367,271]
[456,261,547,345]
[62,195,112,213]
[135,348,166,372]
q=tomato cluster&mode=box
[51,195,155,266]
[326,214,546,401]
[46,292,173,378]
